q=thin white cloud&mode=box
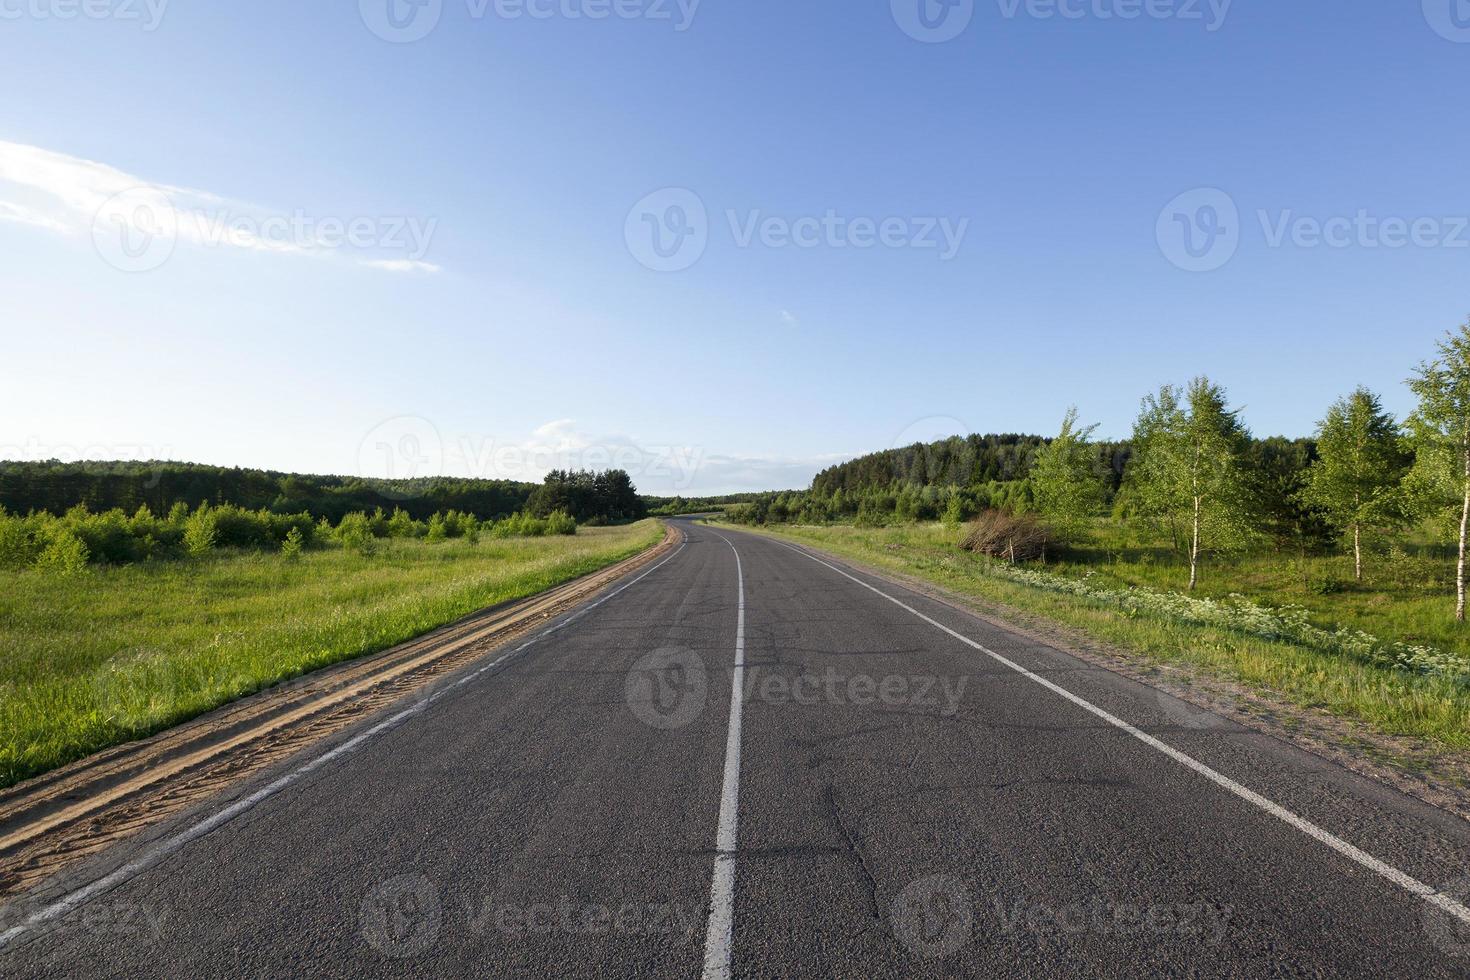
[360,259,442,274]
[779,309,799,326]
[0,200,71,234]
[0,139,222,219]
[0,140,439,273]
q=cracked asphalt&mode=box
[5,518,1470,977]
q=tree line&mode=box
[729,320,1470,621]
[811,433,1132,497]
[0,462,647,526]
[0,461,539,523]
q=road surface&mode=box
[5,518,1470,977]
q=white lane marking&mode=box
[769,537,1470,929]
[701,531,746,980]
[0,538,688,951]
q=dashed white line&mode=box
[701,531,746,980]
[0,538,687,951]
[770,536,1470,929]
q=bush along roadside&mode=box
[0,502,581,572]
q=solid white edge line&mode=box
[767,536,1470,929]
[701,531,746,980]
[0,536,688,951]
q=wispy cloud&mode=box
[0,200,72,234]
[0,140,220,226]
[779,309,799,326]
[360,259,443,275]
[0,140,440,273]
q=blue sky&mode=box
[1,1,1467,494]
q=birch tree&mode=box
[1300,388,1408,581]
[1031,407,1105,544]
[1406,322,1470,622]
[1128,377,1252,590]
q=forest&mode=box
[0,466,647,570]
[0,460,539,523]
[0,462,645,526]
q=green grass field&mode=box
[1047,520,1463,653]
[0,520,664,788]
[731,521,1470,751]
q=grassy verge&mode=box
[1047,519,1463,653]
[727,521,1470,750]
[0,520,664,787]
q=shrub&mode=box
[281,526,305,560]
[855,496,892,528]
[491,512,549,538]
[335,512,377,555]
[67,506,147,564]
[386,508,422,538]
[183,507,218,558]
[35,528,90,575]
[211,504,278,550]
[545,510,577,536]
[441,510,469,538]
[0,510,40,568]
[1307,575,1346,596]
[961,510,1051,562]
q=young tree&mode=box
[183,504,218,558]
[1406,322,1470,622]
[1030,407,1105,544]
[1126,377,1252,590]
[942,491,966,529]
[1300,388,1409,581]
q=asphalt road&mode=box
[6,517,1470,977]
